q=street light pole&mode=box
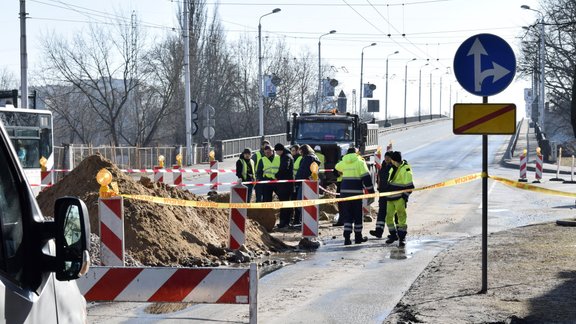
[404,58,416,124]
[318,30,336,112]
[384,50,399,126]
[258,8,281,138]
[522,5,546,132]
[418,63,429,122]
[359,43,377,117]
[429,68,438,120]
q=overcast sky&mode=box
[1,0,543,119]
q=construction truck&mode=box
[286,111,379,184]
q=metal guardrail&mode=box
[214,133,289,161]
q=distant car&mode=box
[0,115,90,323]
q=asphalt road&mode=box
[88,119,568,323]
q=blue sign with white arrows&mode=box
[453,33,516,97]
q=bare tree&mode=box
[0,67,17,90]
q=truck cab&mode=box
[287,111,379,184]
[0,118,91,323]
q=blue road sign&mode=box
[453,33,516,97]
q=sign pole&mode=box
[481,96,488,293]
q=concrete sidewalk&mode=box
[502,118,576,181]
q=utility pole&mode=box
[20,0,28,108]
[183,0,194,164]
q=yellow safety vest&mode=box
[262,155,280,179]
[239,159,255,181]
[293,156,302,177]
[316,152,325,169]
[254,151,263,170]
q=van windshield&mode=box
[296,121,353,141]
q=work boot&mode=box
[344,233,352,246]
[369,228,383,238]
[385,230,398,244]
[355,233,368,244]
[398,230,407,247]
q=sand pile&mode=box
[36,154,288,267]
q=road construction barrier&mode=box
[99,196,125,266]
[153,166,164,184]
[229,184,248,250]
[362,188,370,219]
[551,147,565,182]
[374,149,382,171]
[535,149,543,183]
[301,180,319,238]
[173,165,183,186]
[41,170,53,189]
[518,150,527,182]
[210,160,219,191]
[78,263,258,324]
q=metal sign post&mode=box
[453,33,517,293]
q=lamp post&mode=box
[258,8,281,138]
[521,5,546,132]
[359,43,377,117]
[429,67,438,120]
[384,50,399,126]
[418,62,429,122]
[317,30,336,112]
[403,58,416,124]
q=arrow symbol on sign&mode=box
[467,37,511,92]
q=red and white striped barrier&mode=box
[41,170,53,190]
[153,166,164,184]
[362,188,370,218]
[99,196,125,266]
[173,165,183,186]
[52,168,334,174]
[301,180,319,238]
[78,264,258,323]
[229,184,248,250]
[519,152,527,182]
[210,160,218,191]
[386,141,393,152]
[535,151,543,183]
[374,150,382,171]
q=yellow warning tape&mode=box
[489,175,576,198]
[121,173,483,209]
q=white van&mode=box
[0,117,90,322]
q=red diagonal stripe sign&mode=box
[453,103,516,135]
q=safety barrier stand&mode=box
[173,165,183,186]
[302,180,319,238]
[564,155,576,184]
[534,147,543,184]
[153,166,164,184]
[99,196,125,266]
[518,149,527,182]
[362,188,370,220]
[40,169,53,190]
[374,148,382,171]
[550,147,564,182]
[210,159,219,192]
[78,263,258,324]
[386,140,393,152]
[229,183,248,250]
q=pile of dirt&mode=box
[36,154,289,267]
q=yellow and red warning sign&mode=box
[453,103,516,135]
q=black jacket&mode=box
[295,153,322,180]
[235,157,255,181]
[275,149,294,180]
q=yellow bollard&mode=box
[158,155,165,168]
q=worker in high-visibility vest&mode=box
[255,144,280,203]
[290,144,302,226]
[236,148,255,202]
[274,143,294,229]
[335,147,375,245]
[370,151,394,238]
[385,151,414,247]
[252,140,270,202]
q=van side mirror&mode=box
[54,197,91,281]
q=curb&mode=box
[556,219,576,227]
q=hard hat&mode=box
[314,145,321,151]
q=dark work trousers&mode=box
[292,183,301,224]
[261,182,278,202]
[341,198,363,238]
[335,182,344,224]
[376,197,387,232]
[255,184,264,202]
[245,183,254,203]
[277,183,294,227]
